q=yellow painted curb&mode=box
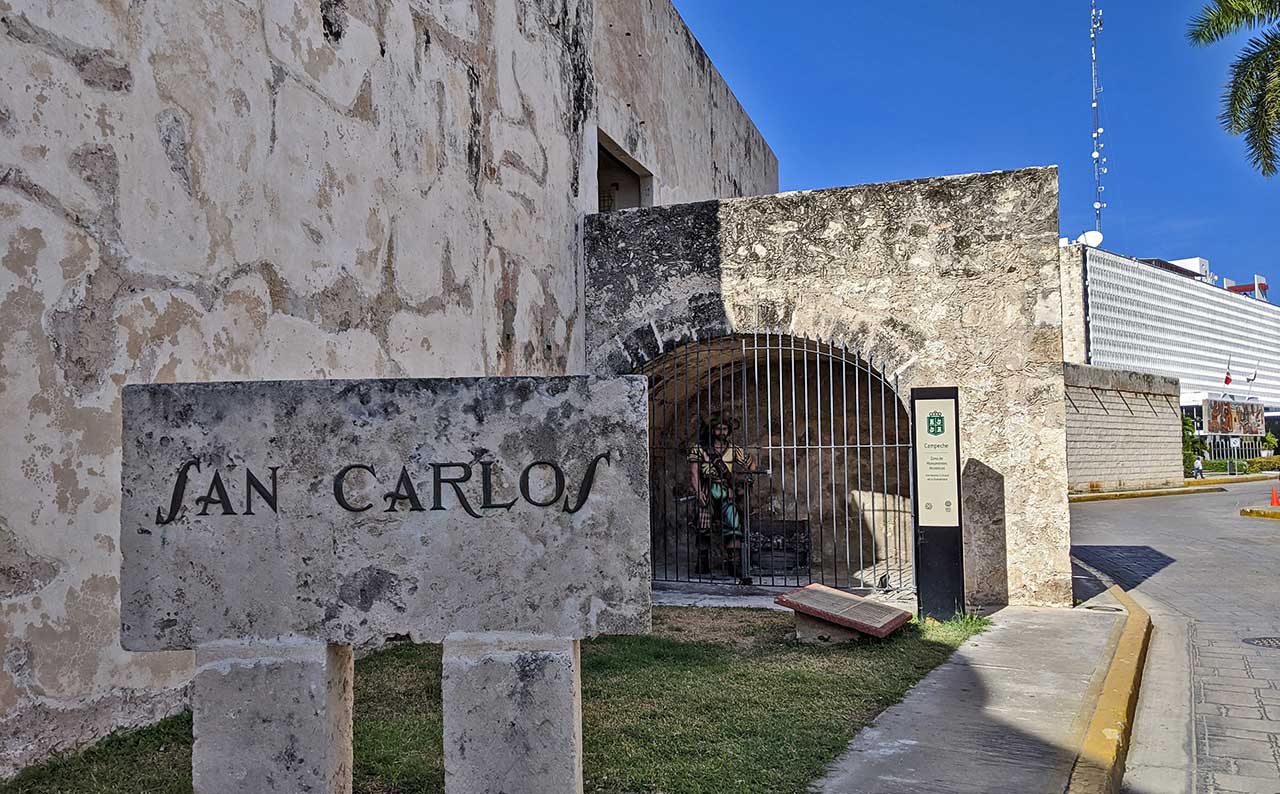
[1187,474,1279,486]
[1240,507,1280,520]
[1066,586,1152,794]
[1069,486,1225,503]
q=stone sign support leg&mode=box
[192,640,354,794]
[442,634,584,794]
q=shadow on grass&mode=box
[1,608,983,794]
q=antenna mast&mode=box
[1090,0,1107,232]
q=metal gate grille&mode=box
[641,333,914,593]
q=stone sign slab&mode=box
[121,376,651,651]
[774,584,912,639]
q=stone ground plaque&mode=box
[775,583,912,640]
[121,376,650,794]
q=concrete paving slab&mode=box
[812,606,1120,794]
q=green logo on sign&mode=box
[927,411,945,436]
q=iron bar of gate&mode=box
[878,355,887,589]
[666,344,675,581]
[779,332,790,587]
[889,367,907,589]
[866,355,878,590]
[828,343,839,588]
[783,332,793,583]
[670,343,678,582]
[895,373,907,592]
[712,338,721,583]
[812,337,825,585]
[650,358,660,576]
[747,334,755,582]
[654,352,663,581]
[751,332,761,584]
[740,336,750,582]
[691,337,700,581]
[853,351,865,586]
[763,333,772,585]
[721,339,731,579]
[841,347,852,587]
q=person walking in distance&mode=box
[1193,455,1205,479]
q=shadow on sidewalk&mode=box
[814,607,1123,794]
[1072,545,1176,589]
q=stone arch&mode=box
[582,169,1077,608]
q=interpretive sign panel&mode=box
[910,386,965,621]
[913,397,960,526]
[121,376,651,650]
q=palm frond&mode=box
[1188,0,1280,45]
[1220,29,1280,175]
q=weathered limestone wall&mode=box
[1060,244,1087,364]
[584,167,1073,607]
[1,0,776,774]
[0,0,600,774]
[594,0,777,203]
[1064,363,1183,492]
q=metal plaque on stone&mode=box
[775,583,912,639]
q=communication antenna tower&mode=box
[1090,0,1107,233]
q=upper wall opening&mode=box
[597,130,653,212]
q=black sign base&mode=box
[915,526,965,621]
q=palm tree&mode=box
[1188,1,1280,176]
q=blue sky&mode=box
[673,0,1278,292]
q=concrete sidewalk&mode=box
[813,605,1123,794]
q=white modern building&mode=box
[1062,246,1279,456]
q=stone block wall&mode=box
[0,0,772,775]
[0,0,593,773]
[584,167,1074,608]
[1060,244,1087,364]
[1064,363,1183,492]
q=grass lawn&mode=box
[4,606,985,794]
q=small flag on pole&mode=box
[1247,361,1259,383]
[1225,355,1233,385]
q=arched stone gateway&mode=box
[640,333,913,592]
[583,167,1075,608]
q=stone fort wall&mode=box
[1064,363,1183,493]
[584,167,1074,609]
[0,0,775,775]
[594,0,777,204]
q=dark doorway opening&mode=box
[597,131,652,212]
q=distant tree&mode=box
[1188,1,1280,176]
[1183,415,1208,456]
[1264,430,1279,451]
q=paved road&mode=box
[1072,480,1280,794]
